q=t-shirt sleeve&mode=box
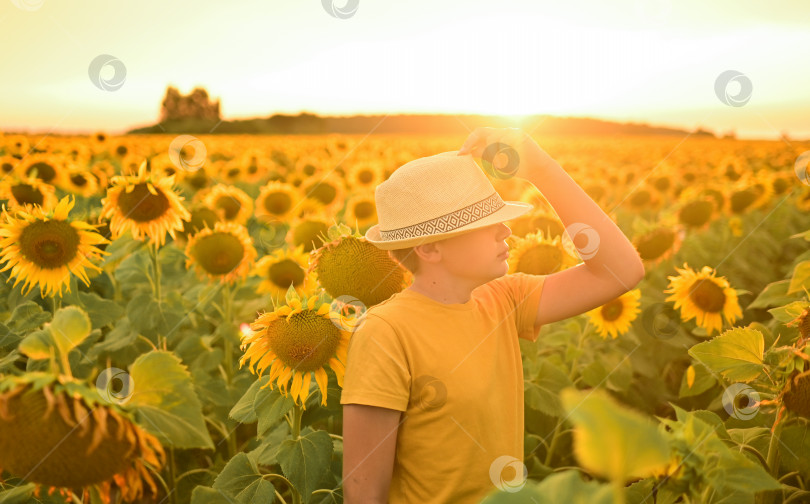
[488,272,547,342]
[339,313,411,412]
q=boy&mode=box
[340,127,645,503]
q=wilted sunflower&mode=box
[253,244,319,301]
[0,195,110,298]
[200,183,254,225]
[239,291,351,409]
[586,288,642,339]
[342,190,377,231]
[782,369,810,419]
[506,230,579,275]
[100,160,191,247]
[255,181,302,223]
[185,220,258,284]
[664,263,742,336]
[0,374,165,503]
[0,175,58,212]
[286,214,331,253]
[308,223,412,308]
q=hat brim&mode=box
[364,201,534,250]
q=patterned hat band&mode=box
[379,192,505,241]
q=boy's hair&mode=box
[388,247,420,274]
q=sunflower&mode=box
[506,230,579,275]
[664,263,742,336]
[301,174,347,215]
[184,220,258,284]
[0,154,18,175]
[255,181,303,223]
[307,223,412,308]
[176,204,221,242]
[295,155,323,178]
[0,175,58,213]
[0,195,110,298]
[59,166,101,198]
[586,288,642,339]
[200,183,254,225]
[345,161,385,190]
[676,196,716,229]
[0,374,165,503]
[17,153,63,186]
[100,160,191,247]
[507,208,564,239]
[341,190,377,231]
[239,291,351,410]
[632,226,683,265]
[253,244,319,301]
[286,214,331,253]
[782,370,810,419]
[4,135,30,158]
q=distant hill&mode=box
[127,112,714,137]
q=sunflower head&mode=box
[0,195,110,298]
[255,181,302,223]
[0,373,165,503]
[184,220,258,284]
[200,183,254,225]
[664,263,742,336]
[632,225,681,264]
[286,214,331,253]
[507,230,579,275]
[307,222,412,308]
[239,287,351,410]
[253,243,319,302]
[586,289,642,339]
[341,190,377,231]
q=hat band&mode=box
[380,192,505,241]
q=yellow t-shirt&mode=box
[340,272,547,503]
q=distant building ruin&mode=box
[160,86,221,122]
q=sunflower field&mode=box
[1,131,810,504]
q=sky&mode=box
[1,0,808,139]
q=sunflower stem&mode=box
[222,282,234,384]
[545,324,587,467]
[169,447,178,504]
[292,402,302,441]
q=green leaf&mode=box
[49,305,92,357]
[127,350,215,450]
[126,291,185,337]
[278,430,334,502]
[748,280,796,309]
[768,301,810,323]
[212,452,276,504]
[524,359,572,417]
[18,328,55,360]
[688,327,764,383]
[230,375,270,423]
[0,483,37,504]
[255,384,295,437]
[78,291,125,329]
[8,301,51,333]
[789,260,810,294]
[678,362,717,398]
[480,470,614,504]
[560,387,671,484]
[190,486,232,504]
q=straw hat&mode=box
[364,151,534,250]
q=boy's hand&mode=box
[456,127,557,180]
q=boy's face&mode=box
[415,222,512,283]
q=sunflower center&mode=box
[1,162,13,174]
[19,220,80,269]
[184,208,219,235]
[70,174,88,187]
[191,232,245,275]
[353,201,375,219]
[688,279,726,313]
[266,310,343,372]
[116,183,170,222]
[516,244,563,275]
[264,192,292,215]
[216,196,241,220]
[293,221,328,253]
[358,170,373,184]
[10,183,44,206]
[306,182,337,206]
[601,299,624,321]
[269,259,305,289]
[26,162,56,183]
[635,229,675,261]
